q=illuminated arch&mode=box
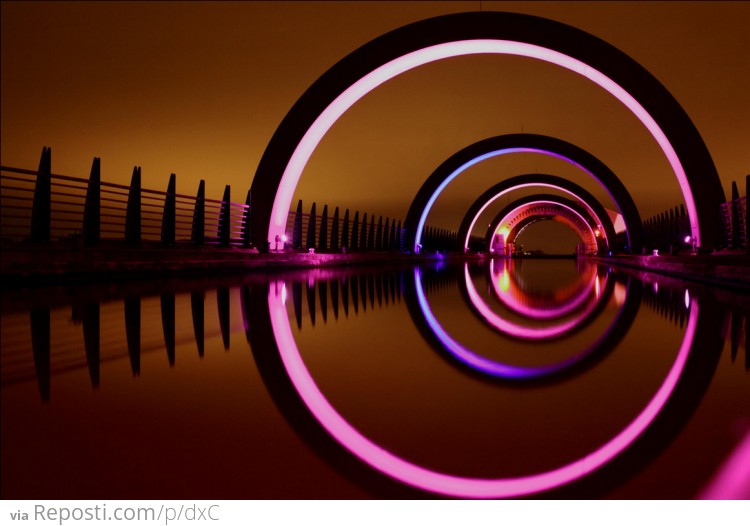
[250,11,724,252]
[488,195,602,254]
[485,192,612,253]
[409,138,640,254]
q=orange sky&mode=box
[2,1,748,237]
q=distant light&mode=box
[282,234,288,242]
[684,235,691,244]
[281,282,287,305]
[595,229,601,237]
[684,289,690,309]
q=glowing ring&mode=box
[495,199,598,249]
[267,274,698,498]
[459,263,603,341]
[259,37,713,249]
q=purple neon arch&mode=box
[490,259,598,321]
[267,275,699,498]
[495,199,598,247]
[266,40,699,252]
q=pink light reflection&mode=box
[490,259,597,321]
[267,277,699,498]
[467,264,600,340]
[267,39,698,249]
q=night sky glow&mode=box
[2,1,748,252]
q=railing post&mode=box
[376,216,383,250]
[368,214,375,251]
[30,146,52,242]
[292,199,303,249]
[746,175,749,251]
[731,180,741,249]
[396,220,402,252]
[125,166,142,245]
[161,173,176,246]
[191,180,205,245]
[306,202,317,250]
[83,157,101,245]
[331,206,340,251]
[341,208,350,251]
[319,204,329,251]
[219,185,231,247]
[360,213,368,252]
[351,211,359,250]
[243,189,252,247]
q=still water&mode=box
[1,259,748,499]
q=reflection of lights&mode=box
[490,259,596,321]
[267,276,700,498]
[654,282,659,294]
[595,229,601,237]
[684,289,690,309]
[265,38,699,251]
[281,283,287,305]
[614,282,627,307]
[595,276,601,299]
[499,267,510,293]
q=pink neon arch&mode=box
[495,199,598,247]
[267,277,699,498]
[267,40,699,251]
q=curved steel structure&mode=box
[484,193,605,254]
[250,11,724,252]
[406,138,640,253]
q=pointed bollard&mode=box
[191,180,206,245]
[293,199,303,249]
[125,166,142,245]
[191,291,205,358]
[351,275,359,314]
[242,189,252,247]
[292,281,303,330]
[125,296,141,376]
[376,216,383,250]
[319,281,328,324]
[330,279,340,319]
[731,180,741,249]
[219,185,231,247]
[31,147,52,242]
[82,303,100,389]
[341,209,350,251]
[360,273,368,312]
[218,287,230,351]
[360,213,368,252]
[306,202,317,250]
[368,214,375,251]
[341,276,350,317]
[161,173,176,246]
[83,157,101,245]
[30,308,51,402]
[331,207,340,251]
[319,204,329,251]
[307,279,317,326]
[351,211,360,250]
[161,293,176,366]
[383,218,390,251]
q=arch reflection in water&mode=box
[251,262,737,499]
[0,269,407,401]
[403,261,640,382]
